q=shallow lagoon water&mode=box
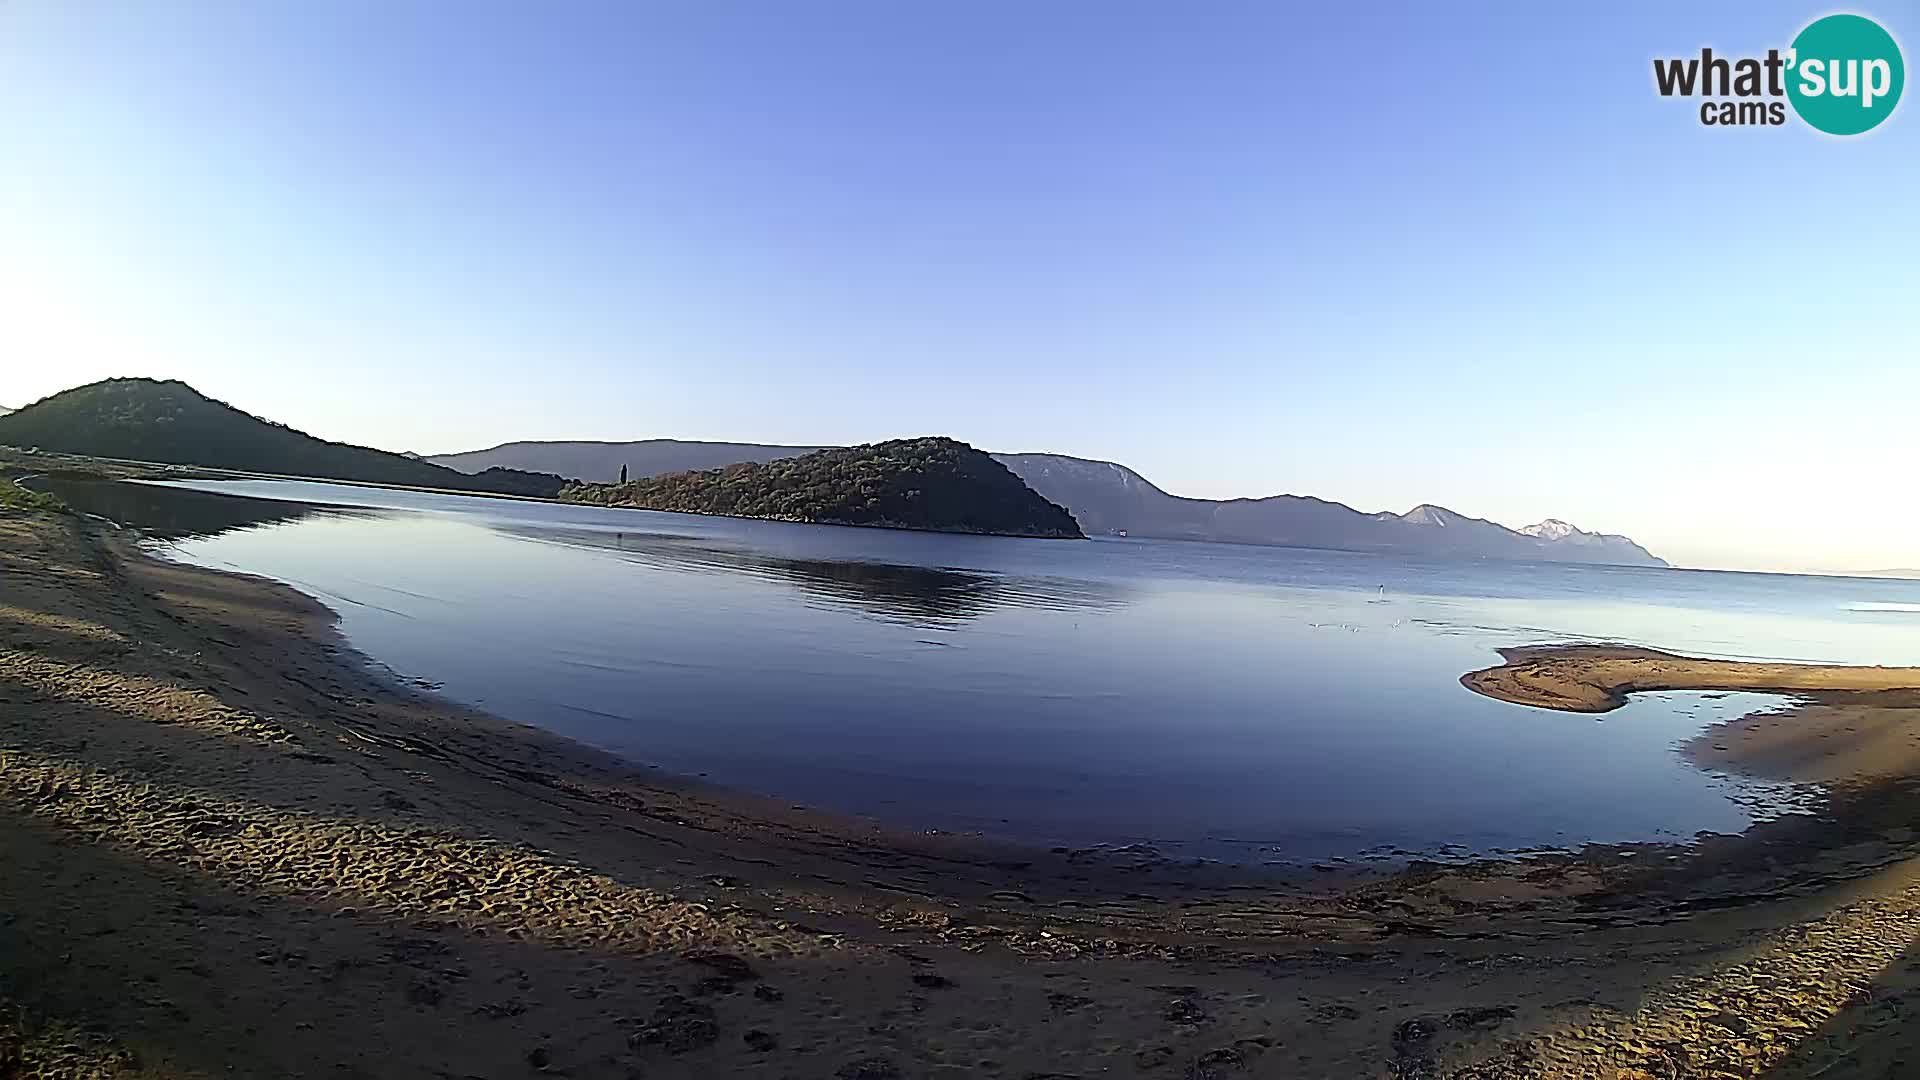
[58,477,1920,864]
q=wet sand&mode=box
[1460,644,1920,715]
[1464,641,1920,789]
[7,511,1920,1077]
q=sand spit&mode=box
[6,513,1920,1076]
[1460,644,1920,715]
[1463,642,1920,792]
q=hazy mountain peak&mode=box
[992,452,1166,497]
[1399,504,1471,527]
[1523,519,1639,543]
[1522,518,1579,540]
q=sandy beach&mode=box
[8,511,1920,1077]
[1460,644,1920,715]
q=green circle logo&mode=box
[1787,14,1904,135]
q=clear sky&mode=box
[2,2,1914,574]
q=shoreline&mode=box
[8,514,1920,1075]
[1459,643,1920,715]
[553,498,1089,540]
[1460,644,1920,794]
[129,506,1749,874]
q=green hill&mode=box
[562,437,1083,538]
[0,379,570,497]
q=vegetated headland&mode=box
[559,436,1084,538]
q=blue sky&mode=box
[2,2,1914,573]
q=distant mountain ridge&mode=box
[430,439,829,482]
[998,453,1664,566]
[0,379,572,498]
[433,440,1666,566]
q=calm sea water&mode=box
[54,477,1920,865]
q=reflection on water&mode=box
[49,476,1920,864]
[513,525,1128,624]
[31,475,357,541]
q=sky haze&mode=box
[2,2,1914,573]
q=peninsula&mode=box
[559,436,1084,539]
